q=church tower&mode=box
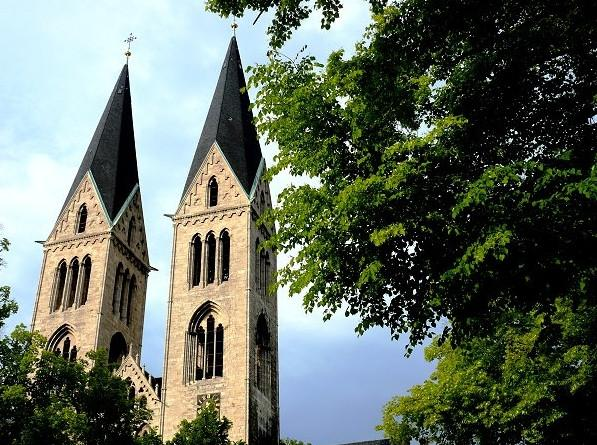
[160,37,279,444]
[31,64,152,366]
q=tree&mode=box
[0,236,18,331]
[378,298,597,444]
[208,0,596,347]
[167,401,245,445]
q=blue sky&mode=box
[0,1,435,444]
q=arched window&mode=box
[260,191,265,208]
[47,324,77,362]
[112,263,124,314]
[119,269,130,318]
[127,217,136,245]
[126,275,136,325]
[220,231,230,282]
[256,314,271,396]
[260,250,267,293]
[255,238,260,289]
[53,261,67,312]
[184,302,224,383]
[66,258,79,308]
[264,252,271,294]
[191,235,202,287]
[208,177,218,207]
[79,256,92,306]
[76,204,88,233]
[108,332,128,364]
[206,233,216,284]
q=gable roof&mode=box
[181,36,263,200]
[60,64,139,221]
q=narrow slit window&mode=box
[67,259,79,309]
[205,316,215,379]
[112,263,124,314]
[191,235,202,287]
[196,327,205,380]
[54,261,67,311]
[80,257,91,306]
[255,238,260,289]
[206,233,216,284]
[208,177,218,207]
[221,231,230,282]
[215,324,224,377]
[119,270,130,318]
[127,218,136,246]
[76,204,88,233]
[126,275,136,325]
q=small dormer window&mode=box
[76,204,88,233]
[208,177,218,207]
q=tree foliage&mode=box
[211,0,597,347]
[378,299,597,444]
[167,401,245,445]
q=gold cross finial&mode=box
[231,17,238,36]
[124,33,137,63]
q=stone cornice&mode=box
[173,204,250,224]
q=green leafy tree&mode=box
[208,0,596,347]
[378,298,597,444]
[167,401,245,445]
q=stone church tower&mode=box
[31,64,152,369]
[159,37,279,444]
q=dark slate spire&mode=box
[182,36,263,199]
[60,64,139,221]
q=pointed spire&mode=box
[60,64,139,221]
[182,36,263,200]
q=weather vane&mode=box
[124,33,137,63]
[231,17,238,36]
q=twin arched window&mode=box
[112,263,136,326]
[52,256,91,312]
[76,204,88,233]
[184,304,224,383]
[208,177,218,207]
[190,230,230,287]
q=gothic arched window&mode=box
[127,217,136,246]
[108,332,128,364]
[119,269,130,318]
[191,234,202,287]
[184,303,224,383]
[76,204,88,233]
[112,263,124,314]
[206,233,216,284]
[66,258,79,309]
[208,177,218,207]
[260,191,265,209]
[79,256,92,306]
[53,260,68,312]
[220,231,230,282]
[256,314,271,396]
[47,324,77,362]
[126,275,136,326]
